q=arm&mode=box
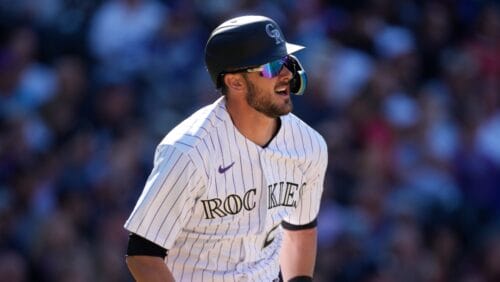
[124,146,204,281]
[279,227,317,281]
[126,256,175,282]
[125,233,174,282]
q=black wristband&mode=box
[288,276,313,282]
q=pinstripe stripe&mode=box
[137,148,182,232]
[235,122,250,237]
[128,146,177,227]
[151,162,193,239]
[213,128,228,282]
[157,174,202,244]
[223,119,240,279]
[145,156,188,234]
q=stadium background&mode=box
[0,0,499,281]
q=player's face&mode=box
[243,64,294,118]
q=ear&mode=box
[224,73,246,92]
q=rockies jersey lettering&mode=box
[124,97,328,282]
[201,181,305,219]
[201,188,257,219]
[267,181,304,209]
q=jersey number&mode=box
[263,224,280,249]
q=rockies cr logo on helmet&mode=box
[265,23,284,45]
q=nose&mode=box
[279,65,293,81]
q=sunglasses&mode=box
[218,54,307,95]
[245,55,292,78]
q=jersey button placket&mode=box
[258,149,272,233]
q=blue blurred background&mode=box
[0,0,499,281]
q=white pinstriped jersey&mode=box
[124,96,328,282]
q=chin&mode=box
[275,105,293,117]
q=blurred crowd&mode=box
[0,0,499,281]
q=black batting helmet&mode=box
[205,15,305,89]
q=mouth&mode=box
[275,85,289,96]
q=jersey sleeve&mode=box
[283,136,328,228]
[124,144,205,249]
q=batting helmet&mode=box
[205,15,307,95]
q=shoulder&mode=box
[282,114,328,172]
[159,98,226,154]
[284,113,327,152]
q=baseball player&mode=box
[124,15,328,282]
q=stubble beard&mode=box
[244,77,293,118]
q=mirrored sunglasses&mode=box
[246,56,292,78]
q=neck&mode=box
[225,96,279,147]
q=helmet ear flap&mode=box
[287,55,307,95]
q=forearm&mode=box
[126,255,175,282]
[279,227,317,281]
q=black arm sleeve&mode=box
[126,233,168,259]
[281,218,317,231]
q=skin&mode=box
[224,64,294,146]
[126,65,317,281]
[279,227,318,281]
[126,256,175,282]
